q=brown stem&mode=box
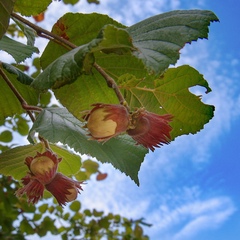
[11,13,127,107]
[21,103,42,112]
[93,62,128,107]
[0,66,36,118]
[0,65,50,148]
[0,66,27,105]
[11,12,77,50]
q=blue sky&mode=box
[63,1,239,239]
[2,0,240,239]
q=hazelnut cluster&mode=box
[16,150,83,206]
[85,103,173,151]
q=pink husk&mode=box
[85,103,130,141]
[26,150,61,185]
[45,173,83,207]
[15,175,44,204]
[128,110,173,151]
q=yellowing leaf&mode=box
[0,143,82,180]
[119,65,214,139]
[14,0,52,16]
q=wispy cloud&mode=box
[172,197,236,240]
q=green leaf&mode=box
[87,0,100,4]
[0,130,13,143]
[29,108,148,185]
[14,0,52,16]
[16,116,30,136]
[32,25,133,90]
[0,0,16,39]
[127,10,219,74]
[33,213,42,221]
[20,219,35,234]
[40,13,125,69]
[0,143,45,180]
[50,145,82,176]
[63,0,79,5]
[53,68,119,120]
[12,18,36,46]
[39,91,52,107]
[1,62,34,85]
[82,159,99,174]
[69,201,81,212]
[119,65,214,139]
[0,143,82,180]
[0,67,38,121]
[38,203,48,213]
[31,44,97,90]
[0,36,39,63]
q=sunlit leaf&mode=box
[14,0,52,16]
[119,65,214,139]
[0,130,13,143]
[16,116,30,136]
[69,201,81,212]
[0,143,82,180]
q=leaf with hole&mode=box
[119,65,214,139]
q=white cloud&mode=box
[172,197,236,240]
[144,194,236,240]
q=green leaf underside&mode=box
[32,25,133,90]
[0,143,81,180]
[2,62,34,85]
[13,18,36,46]
[0,36,39,63]
[14,0,52,16]
[0,68,38,121]
[40,13,126,69]
[31,45,91,90]
[127,10,219,74]
[0,0,15,39]
[118,65,214,139]
[29,108,148,185]
[36,10,218,91]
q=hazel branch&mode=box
[0,65,50,148]
[11,13,127,107]
[93,62,128,107]
[0,66,39,120]
[11,12,77,50]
